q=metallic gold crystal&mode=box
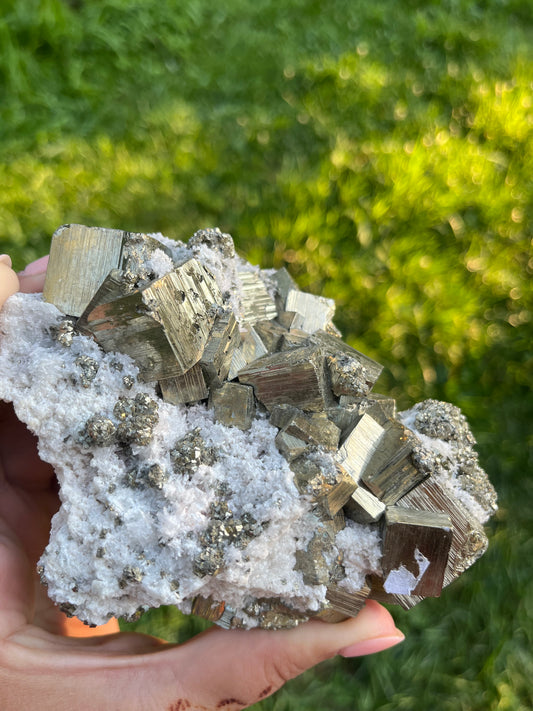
[238,345,333,412]
[325,581,371,617]
[398,477,488,586]
[237,270,278,324]
[270,266,298,312]
[310,330,384,389]
[78,283,183,382]
[278,329,310,351]
[143,259,225,372]
[274,430,308,461]
[344,484,387,524]
[285,289,336,334]
[191,596,226,621]
[380,506,453,598]
[334,413,385,483]
[282,410,340,451]
[294,526,334,586]
[199,309,240,387]
[79,259,224,381]
[276,311,306,330]
[227,323,268,380]
[44,224,171,317]
[44,224,125,317]
[361,420,426,505]
[291,455,357,516]
[252,319,287,352]
[159,363,209,405]
[188,227,236,258]
[209,382,256,430]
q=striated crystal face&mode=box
[0,224,497,629]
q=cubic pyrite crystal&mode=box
[78,258,225,381]
[43,224,173,317]
[0,224,497,630]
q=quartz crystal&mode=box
[0,225,497,630]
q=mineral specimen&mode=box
[0,224,497,630]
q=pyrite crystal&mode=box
[0,224,497,630]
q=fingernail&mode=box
[19,255,49,276]
[338,632,405,658]
[0,254,12,268]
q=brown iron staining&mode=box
[191,595,227,622]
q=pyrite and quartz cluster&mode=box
[0,225,497,629]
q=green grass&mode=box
[1,1,532,709]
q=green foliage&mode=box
[1,1,531,709]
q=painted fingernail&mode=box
[0,254,12,267]
[19,255,49,276]
[338,632,405,658]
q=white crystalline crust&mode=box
[383,548,430,595]
[144,249,175,279]
[399,406,494,524]
[0,291,380,627]
[335,521,382,593]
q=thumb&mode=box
[151,600,404,710]
[0,256,20,309]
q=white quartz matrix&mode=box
[0,291,381,627]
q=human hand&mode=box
[0,254,404,711]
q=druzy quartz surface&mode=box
[0,225,497,629]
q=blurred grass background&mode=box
[1,1,531,708]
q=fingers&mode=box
[1,597,403,711]
[17,255,49,294]
[142,600,404,710]
[0,254,49,308]
[0,257,20,309]
[274,599,404,663]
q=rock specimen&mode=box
[0,224,497,629]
